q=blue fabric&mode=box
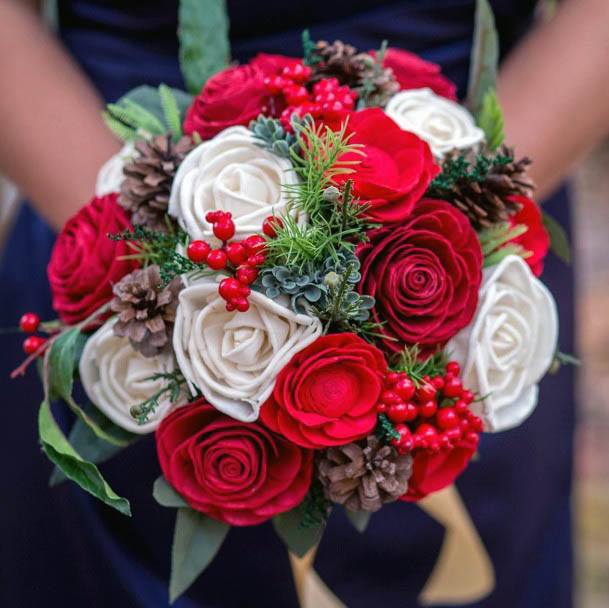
[0,1,573,606]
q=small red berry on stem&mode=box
[23,335,46,356]
[443,375,463,398]
[236,266,259,285]
[219,278,242,301]
[206,249,228,271]
[226,242,248,265]
[395,377,416,401]
[213,218,236,242]
[187,240,211,264]
[262,215,283,238]
[446,361,461,376]
[19,312,41,334]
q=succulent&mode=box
[249,116,298,158]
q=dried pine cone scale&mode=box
[318,435,413,512]
[111,264,183,357]
[120,133,194,232]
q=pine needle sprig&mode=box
[129,371,185,425]
[299,480,332,529]
[393,345,449,386]
[302,29,321,67]
[478,221,531,267]
[376,414,401,443]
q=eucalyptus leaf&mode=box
[153,476,188,508]
[272,504,325,558]
[477,88,505,150]
[345,508,371,533]
[170,508,229,603]
[466,0,499,116]
[542,210,571,264]
[178,0,231,95]
[38,401,131,516]
[48,328,87,401]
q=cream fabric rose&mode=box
[385,88,484,157]
[95,142,135,196]
[80,318,183,434]
[168,126,299,243]
[448,255,558,432]
[173,280,322,422]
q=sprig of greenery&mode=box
[478,221,531,267]
[376,414,400,443]
[356,40,389,108]
[129,371,185,425]
[393,345,449,386]
[299,481,332,529]
[302,29,321,66]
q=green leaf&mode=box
[48,328,86,401]
[345,509,371,533]
[153,476,188,508]
[50,409,135,486]
[477,88,505,150]
[273,503,325,558]
[159,84,183,140]
[170,508,229,603]
[542,210,571,264]
[120,85,193,125]
[38,401,131,516]
[467,0,500,116]
[178,0,231,95]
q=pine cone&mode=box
[311,40,369,87]
[317,435,412,512]
[120,134,194,232]
[445,146,535,230]
[110,265,183,357]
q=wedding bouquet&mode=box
[12,23,571,604]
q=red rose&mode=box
[156,400,313,526]
[334,108,438,224]
[183,65,271,140]
[358,199,482,353]
[48,194,138,325]
[380,48,457,100]
[507,195,550,277]
[250,52,301,76]
[260,333,387,449]
[401,436,478,502]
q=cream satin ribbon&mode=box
[289,485,495,607]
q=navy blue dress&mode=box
[0,1,574,606]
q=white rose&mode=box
[95,142,136,196]
[173,280,322,422]
[80,318,183,434]
[447,255,558,432]
[385,88,484,157]
[168,126,299,243]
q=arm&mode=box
[0,0,120,230]
[498,0,609,199]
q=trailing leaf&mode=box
[38,401,131,516]
[153,476,188,508]
[345,508,371,533]
[477,88,505,150]
[47,328,87,401]
[467,0,499,116]
[273,497,327,558]
[178,0,230,95]
[542,210,571,264]
[170,508,229,603]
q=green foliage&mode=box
[178,0,230,95]
[549,350,581,375]
[302,29,321,66]
[375,414,400,443]
[394,345,449,386]
[159,84,183,141]
[38,401,131,516]
[477,88,505,150]
[356,41,389,108]
[478,221,530,267]
[542,210,571,264]
[170,508,230,603]
[48,328,86,401]
[467,0,499,116]
[129,371,185,425]
[249,115,298,158]
[104,99,165,141]
[153,476,188,508]
[300,481,332,529]
[429,150,512,194]
[345,508,372,533]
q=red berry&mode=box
[205,210,223,224]
[247,254,266,267]
[243,235,266,255]
[381,390,402,406]
[387,402,409,424]
[418,400,438,418]
[430,375,445,391]
[206,249,228,270]
[226,301,237,312]
[395,377,416,401]
[187,240,211,263]
[284,85,309,105]
[19,312,40,334]
[437,408,459,430]
[23,335,46,355]
[440,434,453,450]
[234,297,250,312]
[417,423,438,440]
[219,278,242,301]
[404,402,418,422]
[225,242,248,265]
[376,403,388,414]
[443,375,463,398]
[454,399,468,414]
[391,424,412,451]
[236,266,259,285]
[416,382,437,402]
[465,432,480,446]
[385,371,400,385]
[461,389,474,405]
[470,416,484,433]
[262,216,283,238]
[213,219,236,242]
[446,427,462,442]
[446,361,461,376]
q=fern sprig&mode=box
[159,84,183,141]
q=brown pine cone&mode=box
[110,265,183,357]
[120,134,194,232]
[311,39,369,87]
[443,146,535,230]
[317,435,412,512]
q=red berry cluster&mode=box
[376,361,483,455]
[18,312,47,356]
[186,213,283,313]
[264,63,357,131]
